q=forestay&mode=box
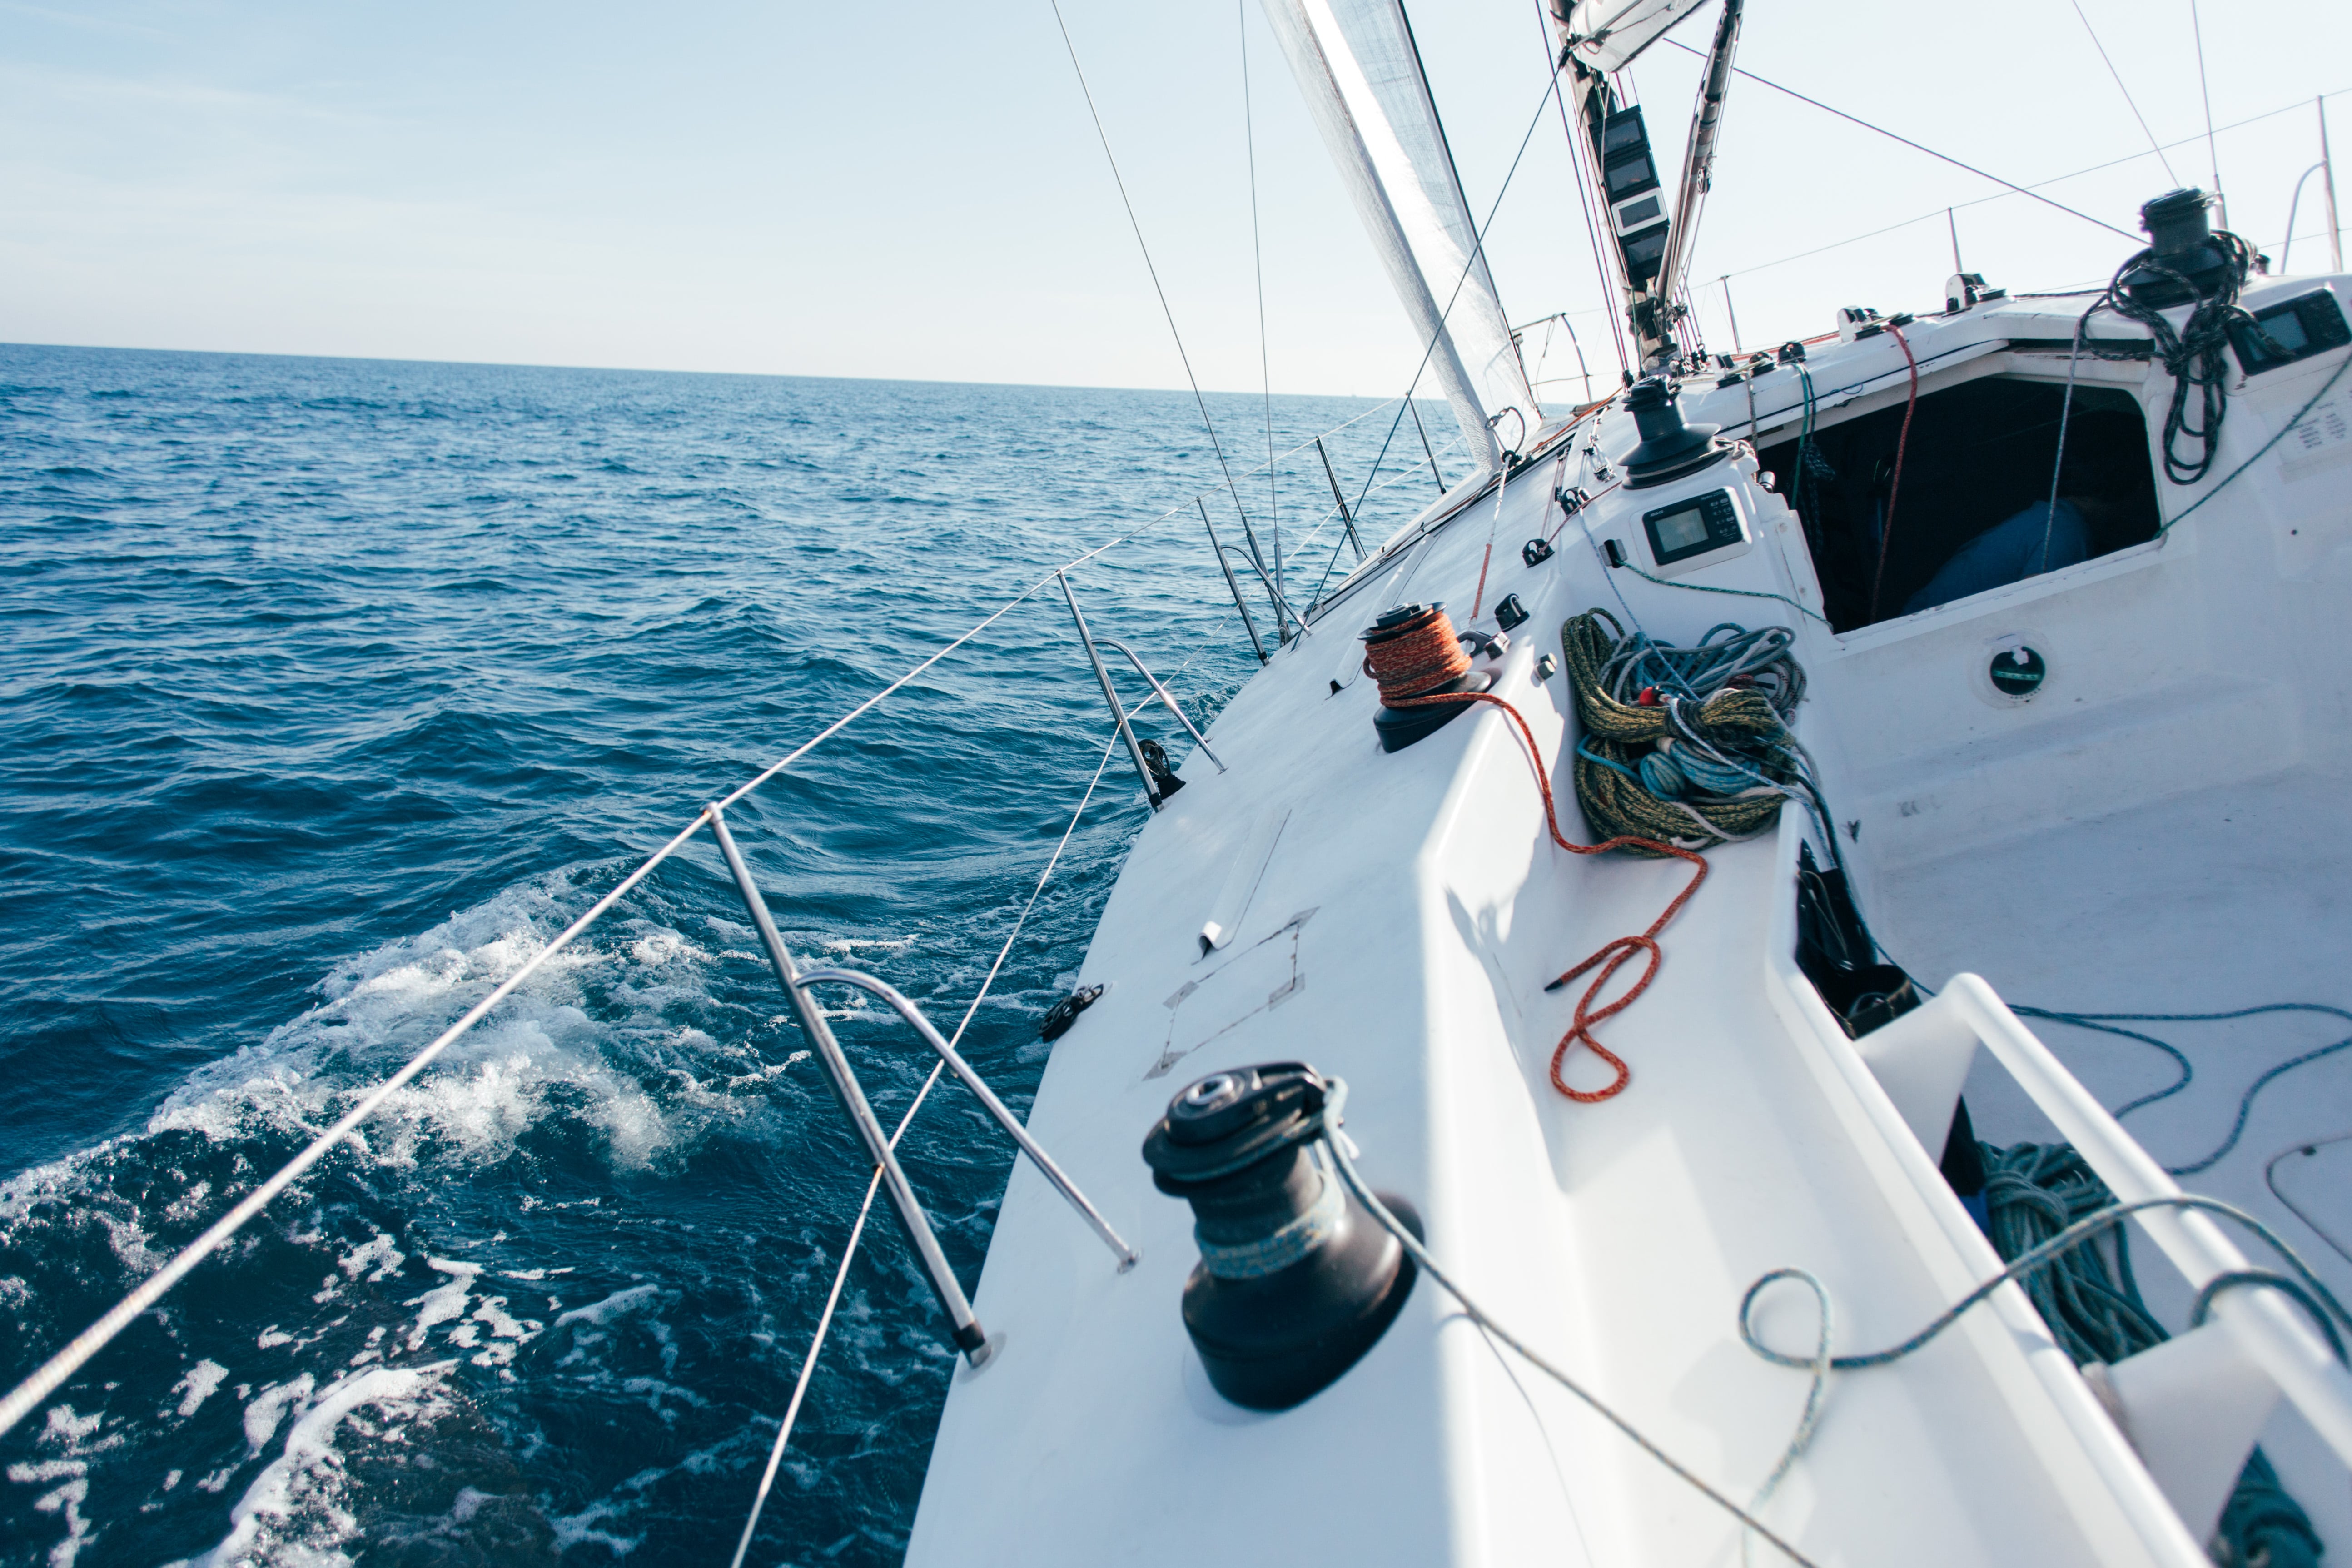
[1260,0,1541,470]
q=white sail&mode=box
[1556,0,1710,73]
[1261,0,1541,469]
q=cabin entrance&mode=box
[1756,375,2161,632]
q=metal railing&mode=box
[1830,972,2352,1550]
[0,392,1453,1442]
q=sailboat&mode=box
[892,2,2352,1563]
[7,1,2351,1563]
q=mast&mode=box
[1652,0,1744,336]
[1551,0,1742,370]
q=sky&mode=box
[6,0,2352,399]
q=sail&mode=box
[1262,0,1541,469]
[1554,0,1710,73]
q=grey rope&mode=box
[1316,1080,1827,1568]
[727,730,1122,1568]
[1739,1194,2352,1374]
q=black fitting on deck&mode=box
[1143,1064,1415,1410]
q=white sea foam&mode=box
[172,1359,228,1418]
[170,1362,456,1568]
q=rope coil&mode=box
[1562,609,1822,853]
[1361,603,1475,700]
[1360,605,1708,1103]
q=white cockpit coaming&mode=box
[910,281,2352,1561]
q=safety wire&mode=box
[0,372,1413,1441]
[727,729,1124,1568]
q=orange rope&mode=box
[1365,607,1707,1102]
[1361,606,1473,701]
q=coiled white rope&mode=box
[727,731,1120,1568]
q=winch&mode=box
[1141,1063,1416,1409]
[1621,376,1728,489]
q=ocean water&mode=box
[0,344,1448,1566]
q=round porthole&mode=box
[1989,644,2047,699]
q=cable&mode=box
[1865,321,1920,622]
[2159,346,2352,536]
[1240,0,1280,598]
[1740,1193,2352,1374]
[1049,2,1259,556]
[1362,609,1710,1103]
[1717,86,2352,286]
[1665,39,2138,242]
[2266,1134,2352,1270]
[2066,0,2178,186]
[727,730,1121,1568]
[2094,228,2258,487]
[1315,1083,1825,1568]
[2190,0,2224,222]
[1347,67,1570,527]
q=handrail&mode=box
[1099,637,1226,774]
[1858,976,2352,1467]
[708,804,992,1361]
[1058,571,1163,812]
[794,967,1139,1270]
[0,388,1446,1438]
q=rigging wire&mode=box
[2067,0,2179,185]
[1534,0,1632,377]
[2189,0,2225,224]
[0,378,1392,1439]
[1345,68,1568,527]
[1664,38,2138,241]
[727,730,1122,1568]
[1240,0,1281,589]
[1719,87,2352,284]
[1049,1,1262,563]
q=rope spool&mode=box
[1361,602,1472,701]
[1561,609,1803,854]
[1361,603,1494,752]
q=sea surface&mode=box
[0,344,1450,1566]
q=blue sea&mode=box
[0,344,1445,1566]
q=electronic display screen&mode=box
[1622,228,1668,278]
[2258,309,2312,354]
[1606,155,1655,196]
[1652,506,1711,554]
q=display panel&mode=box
[1641,488,1746,569]
[1652,506,1711,553]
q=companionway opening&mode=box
[1758,375,2161,632]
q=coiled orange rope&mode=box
[1361,605,1473,701]
[1364,606,1708,1102]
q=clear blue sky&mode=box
[6,0,2351,398]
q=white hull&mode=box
[908,284,2352,1565]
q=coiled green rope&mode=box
[1562,609,1818,854]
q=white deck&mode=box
[908,288,2352,1565]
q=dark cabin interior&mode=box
[1755,376,2161,632]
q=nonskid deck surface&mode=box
[907,440,2195,1567]
[1876,763,2352,1553]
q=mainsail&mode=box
[1261,0,1542,471]
[1554,0,1711,74]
